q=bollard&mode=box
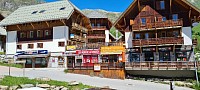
[170,81,175,90]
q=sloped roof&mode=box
[114,0,200,28]
[0,27,6,35]
[0,1,84,26]
[87,11,107,18]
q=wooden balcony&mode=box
[72,22,88,33]
[132,37,183,46]
[92,26,107,30]
[125,61,200,70]
[76,42,124,49]
[132,19,183,31]
[87,34,105,39]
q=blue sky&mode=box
[45,0,133,12]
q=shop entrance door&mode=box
[67,56,75,68]
[159,52,170,61]
[145,52,154,61]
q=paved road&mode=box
[0,66,193,90]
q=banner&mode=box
[101,46,125,55]
[76,50,100,55]
[67,46,76,50]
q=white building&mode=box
[0,1,91,68]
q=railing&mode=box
[67,62,124,70]
[132,19,183,30]
[92,26,107,30]
[72,22,88,32]
[125,61,200,70]
[76,42,124,49]
[132,37,183,46]
[87,34,105,38]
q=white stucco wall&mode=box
[16,26,69,53]
[6,31,17,57]
[182,27,192,45]
[105,30,109,42]
[125,32,133,48]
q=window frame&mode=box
[37,43,43,48]
[58,42,65,47]
[141,18,146,25]
[28,44,34,49]
[172,14,178,21]
[160,1,165,10]
[17,45,22,49]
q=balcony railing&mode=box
[125,61,200,70]
[132,37,183,46]
[132,19,183,31]
[87,34,105,38]
[92,26,107,30]
[72,22,88,32]
[67,62,124,70]
[76,42,124,50]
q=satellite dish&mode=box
[192,22,199,27]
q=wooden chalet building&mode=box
[0,1,91,68]
[114,0,200,77]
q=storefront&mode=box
[175,45,193,61]
[142,47,156,61]
[127,48,140,62]
[76,49,100,64]
[66,46,77,68]
[158,46,172,61]
[101,46,125,62]
[15,50,49,68]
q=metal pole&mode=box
[9,64,10,76]
[23,63,25,77]
[195,60,199,85]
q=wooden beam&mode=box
[76,14,81,24]
[138,0,140,11]
[30,23,35,29]
[16,25,21,30]
[45,21,50,27]
[60,19,66,26]
[189,7,192,20]
[170,0,172,14]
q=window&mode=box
[141,18,146,25]
[37,43,43,48]
[39,10,46,13]
[32,11,37,14]
[145,33,149,39]
[37,30,41,37]
[91,23,95,27]
[17,45,22,49]
[156,1,165,10]
[45,30,49,36]
[30,31,34,38]
[97,23,100,27]
[20,32,26,38]
[162,17,167,21]
[28,44,34,49]
[135,34,140,39]
[58,42,65,47]
[160,1,165,10]
[60,7,66,10]
[172,14,178,21]
[173,31,179,37]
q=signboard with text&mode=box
[101,46,125,55]
[76,50,100,55]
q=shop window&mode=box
[172,14,178,21]
[28,44,34,49]
[77,59,82,63]
[58,42,65,47]
[17,45,22,49]
[37,43,43,48]
[26,59,32,64]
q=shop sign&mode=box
[158,47,171,51]
[66,51,76,56]
[128,48,140,53]
[94,64,101,71]
[67,46,76,50]
[142,48,156,52]
[76,50,100,55]
[101,46,125,54]
[16,50,48,55]
[83,55,98,63]
[176,45,192,51]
